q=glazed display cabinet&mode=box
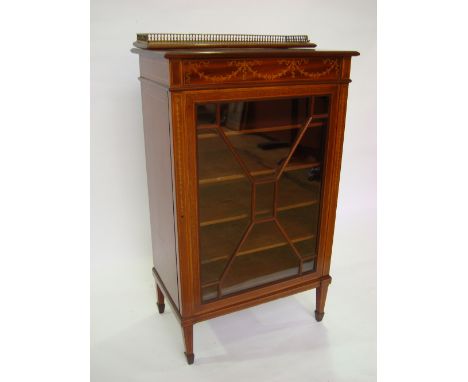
[132,34,359,364]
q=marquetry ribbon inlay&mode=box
[184,58,339,83]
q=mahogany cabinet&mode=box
[132,39,359,364]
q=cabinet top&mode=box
[132,38,359,89]
[131,48,360,60]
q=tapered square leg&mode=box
[315,282,330,322]
[156,284,165,314]
[182,324,194,365]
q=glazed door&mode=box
[195,93,331,303]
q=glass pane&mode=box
[288,125,324,168]
[197,129,251,301]
[313,96,330,115]
[219,98,326,181]
[276,117,326,270]
[255,181,275,219]
[238,220,293,255]
[276,204,319,240]
[200,218,250,273]
[303,258,315,273]
[196,103,217,126]
[201,285,218,302]
[277,168,321,209]
[226,130,299,180]
[197,95,330,302]
[197,129,247,184]
[199,179,251,227]
[221,246,300,296]
[220,98,310,131]
[221,221,300,295]
[294,237,318,261]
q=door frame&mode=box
[170,83,348,321]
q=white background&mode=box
[91,0,376,382]
[1,1,468,382]
[91,0,376,380]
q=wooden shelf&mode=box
[197,119,326,139]
[237,234,315,256]
[199,161,319,185]
[197,123,218,131]
[199,173,321,226]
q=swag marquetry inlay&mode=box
[182,58,341,85]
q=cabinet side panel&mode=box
[320,83,350,277]
[140,81,180,309]
[139,56,170,87]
